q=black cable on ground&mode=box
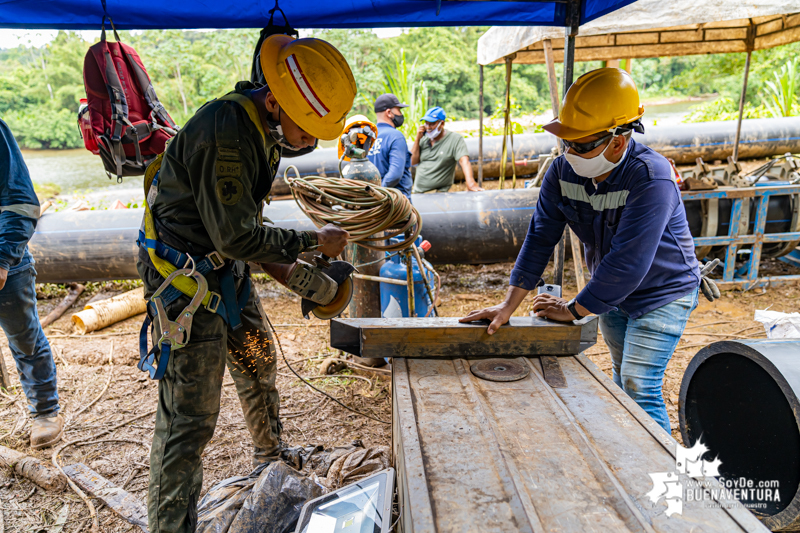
[265,314,391,425]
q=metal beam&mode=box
[553,0,580,287]
[478,64,484,187]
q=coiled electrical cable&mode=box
[285,166,422,252]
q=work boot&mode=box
[30,414,64,450]
[253,445,281,468]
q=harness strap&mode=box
[217,93,267,151]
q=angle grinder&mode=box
[280,254,357,319]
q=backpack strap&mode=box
[123,46,179,133]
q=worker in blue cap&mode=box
[411,106,483,193]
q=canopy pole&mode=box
[543,39,560,124]
[478,64,484,187]
[554,0,580,288]
[733,50,752,163]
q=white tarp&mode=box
[478,0,800,65]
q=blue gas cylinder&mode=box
[380,243,435,318]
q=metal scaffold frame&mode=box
[683,185,800,290]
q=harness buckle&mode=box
[207,251,225,270]
[206,291,222,313]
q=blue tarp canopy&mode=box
[0,0,637,30]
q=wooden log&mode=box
[0,445,67,491]
[41,283,85,329]
[71,287,146,334]
[62,463,148,532]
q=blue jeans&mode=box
[599,288,699,433]
[0,266,59,418]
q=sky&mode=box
[0,27,404,49]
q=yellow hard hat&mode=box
[337,115,378,160]
[544,68,645,140]
[261,35,357,141]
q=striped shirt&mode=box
[510,139,700,319]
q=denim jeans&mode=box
[0,265,59,418]
[599,288,699,433]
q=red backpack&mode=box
[81,18,178,182]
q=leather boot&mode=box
[30,414,64,449]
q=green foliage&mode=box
[682,96,769,123]
[2,28,800,149]
[382,49,429,139]
[762,58,800,118]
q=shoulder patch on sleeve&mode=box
[216,177,244,205]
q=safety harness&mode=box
[137,92,269,380]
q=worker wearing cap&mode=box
[368,93,412,198]
[462,68,702,434]
[411,106,483,193]
[0,119,63,449]
[138,35,354,533]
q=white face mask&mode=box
[425,124,442,141]
[564,135,628,179]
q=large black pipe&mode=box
[28,188,540,283]
[679,339,800,531]
[27,183,800,283]
[271,117,800,195]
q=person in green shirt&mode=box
[411,106,483,193]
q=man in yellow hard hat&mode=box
[136,35,354,533]
[462,68,704,434]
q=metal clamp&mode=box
[151,266,209,352]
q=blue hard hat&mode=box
[420,106,446,122]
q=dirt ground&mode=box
[1,257,799,532]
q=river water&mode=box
[22,98,710,199]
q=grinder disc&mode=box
[312,277,353,320]
[470,359,530,382]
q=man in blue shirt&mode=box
[0,119,63,448]
[462,69,704,433]
[368,93,412,198]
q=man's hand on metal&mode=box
[459,303,513,335]
[0,267,6,291]
[531,293,578,322]
[316,223,350,257]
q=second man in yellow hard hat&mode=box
[136,35,355,533]
[463,68,704,435]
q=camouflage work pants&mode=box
[138,263,280,533]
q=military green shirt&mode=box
[148,82,315,265]
[413,130,470,193]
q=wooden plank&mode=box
[574,34,615,47]
[542,39,560,118]
[756,26,800,50]
[393,359,435,533]
[561,355,770,531]
[513,40,749,64]
[616,32,660,45]
[706,27,749,41]
[62,463,148,532]
[756,18,785,36]
[330,317,596,359]
[394,357,765,532]
[660,29,704,43]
